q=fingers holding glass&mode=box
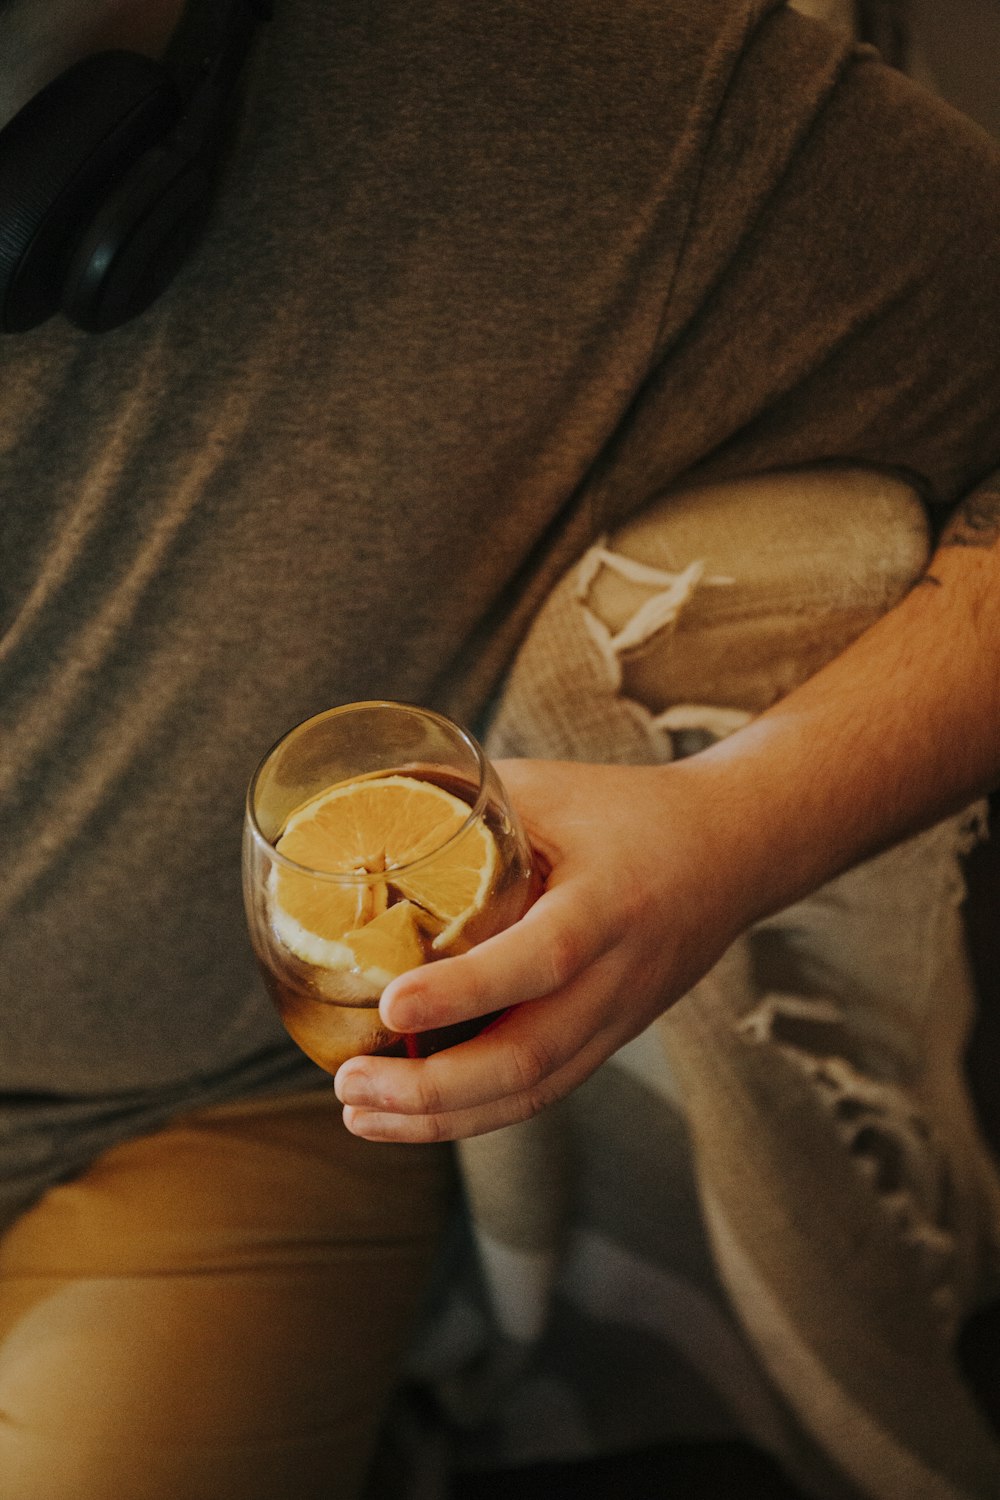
[336,966,625,1141]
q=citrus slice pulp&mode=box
[269,773,497,986]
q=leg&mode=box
[667,852,1000,1499]
[484,466,1000,1496]
[0,1088,455,1500]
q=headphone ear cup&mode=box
[0,51,180,332]
[62,144,216,333]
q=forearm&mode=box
[682,477,1000,927]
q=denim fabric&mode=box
[462,467,1000,1498]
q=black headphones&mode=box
[0,0,271,334]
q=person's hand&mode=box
[333,756,754,1141]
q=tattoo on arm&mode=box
[939,483,1000,548]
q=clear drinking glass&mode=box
[243,701,540,1074]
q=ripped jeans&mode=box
[476,467,1000,1498]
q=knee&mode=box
[487,465,929,763]
[593,465,930,717]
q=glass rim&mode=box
[244,700,492,884]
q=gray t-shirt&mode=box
[2,0,999,1230]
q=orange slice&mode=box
[339,900,428,996]
[268,773,497,979]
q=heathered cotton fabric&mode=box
[1,0,999,1241]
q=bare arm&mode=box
[335,478,1000,1141]
[675,476,1000,924]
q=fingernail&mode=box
[342,1107,393,1140]
[383,988,425,1031]
[335,1063,374,1107]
